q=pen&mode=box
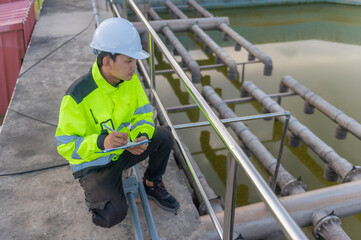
[103,123,115,132]
[103,123,129,142]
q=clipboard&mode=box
[96,139,150,153]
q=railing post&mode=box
[122,0,128,19]
[272,112,291,192]
[223,152,238,240]
[149,33,156,90]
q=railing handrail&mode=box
[123,1,308,239]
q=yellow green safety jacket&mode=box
[55,62,154,174]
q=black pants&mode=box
[78,126,174,228]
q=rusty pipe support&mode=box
[312,210,351,240]
[165,0,238,80]
[202,86,306,195]
[187,0,273,76]
[280,76,361,141]
[242,80,361,183]
[148,8,201,83]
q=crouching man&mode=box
[55,18,179,228]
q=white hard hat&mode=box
[90,18,149,59]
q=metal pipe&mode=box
[272,113,291,192]
[187,0,273,76]
[127,192,144,240]
[203,86,306,196]
[155,60,261,74]
[166,92,296,112]
[149,34,156,90]
[134,165,160,240]
[148,8,201,83]
[109,0,121,19]
[188,0,214,18]
[223,153,238,240]
[113,1,124,18]
[312,209,351,240]
[165,0,239,81]
[122,0,127,19]
[202,180,361,240]
[280,76,361,141]
[91,0,100,27]
[132,17,229,33]
[173,112,290,130]
[129,1,307,239]
[242,81,361,183]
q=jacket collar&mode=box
[92,61,123,94]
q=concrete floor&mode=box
[0,0,207,239]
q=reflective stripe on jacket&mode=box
[55,61,154,170]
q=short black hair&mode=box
[96,51,120,68]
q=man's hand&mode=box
[126,136,148,155]
[104,132,129,149]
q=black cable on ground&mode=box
[8,108,58,127]
[6,14,96,128]
[19,14,95,78]
[0,163,69,177]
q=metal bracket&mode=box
[123,175,139,198]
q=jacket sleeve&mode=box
[55,95,108,164]
[129,79,155,141]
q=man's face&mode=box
[109,54,137,82]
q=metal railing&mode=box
[116,1,308,239]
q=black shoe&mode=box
[143,178,180,212]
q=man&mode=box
[55,17,179,228]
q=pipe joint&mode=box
[241,87,249,97]
[304,102,315,114]
[262,107,273,121]
[324,163,338,182]
[198,196,225,216]
[342,166,361,183]
[228,67,238,81]
[215,56,222,64]
[222,32,229,41]
[335,124,348,140]
[173,47,179,56]
[240,143,253,158]
[312,211,348,240]
[194,34,202,43]
[204,44,212,54]
[281,177,307,196]
[248,53,255,61]
[279,82,289,93]
[289,133,302,148]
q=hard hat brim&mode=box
[127,49,150,60]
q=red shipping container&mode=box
[0,0,35,116]
[0,21,23,116]
[0,0,23,3]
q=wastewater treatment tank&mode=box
[153,2,361,239]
